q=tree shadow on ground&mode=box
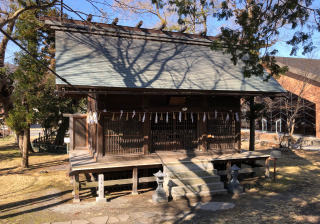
[0,158,69,173]
[0,190,72,220]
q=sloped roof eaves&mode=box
[56,31,286,93]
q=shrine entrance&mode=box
[150,112,198,152]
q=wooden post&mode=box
[97,114,104,158]
[249,96,255,151]
[132,167,138,195]
[73,172,80,203]
[227,161,232,183]
[69,116,74,150]
[143,113,150,155]
[265,158,270,179]
[200,96,208,152]
[96,173,107,203]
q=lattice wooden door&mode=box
[104,115,143,155]
[150,112,198,152]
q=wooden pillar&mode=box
[227,161,232,183]
[96,173,107,203]
[265,158,270,179]
[69,117,74,150]
[316,103,320,138]
[97,114,104,158]
[69,162,74,184]
[73,172,80,203]
[249,96,255,151]
[132,167,138,195]
[143,113,150,155]
[200,96,208,152]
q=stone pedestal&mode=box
[227,165,243,194]
[96,173,107,203]
[152,171,168,203]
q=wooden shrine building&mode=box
[43,17,286,202]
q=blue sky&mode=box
[5,0,320,64]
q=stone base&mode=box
[96,197,107,203]
[152,191,168,203]
[227,186,243,194]
[73,199,81,203]
[131,192,138,195]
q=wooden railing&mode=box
[32,132,67,154]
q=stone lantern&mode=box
[227,164,243,194]
[152,170,168,203]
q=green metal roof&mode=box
[55,28,286,93]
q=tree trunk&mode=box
[21,127,30,168]
[18,131,24,154]
[54,117,69,145]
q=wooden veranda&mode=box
[68,149,271,202]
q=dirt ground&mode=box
[0,136,320,224]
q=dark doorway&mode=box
[150,112,198,152]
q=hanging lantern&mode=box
[191,113,194,123]
[173,112,176,120]
[160,113,163,121]
[139,112,141,121]
[166,112,168,123]
[155,112,158,123]
[112,112,115,121]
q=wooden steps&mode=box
[163,161,227,200]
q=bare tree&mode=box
[111,0,216,33]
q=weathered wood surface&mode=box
[80,176,157,189]
[74,118,86,148]
[69,150,270,173]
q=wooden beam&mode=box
[81,176,156,189]
[132,167,138,195]
[69,164,163,176]
[55,90,286,97]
